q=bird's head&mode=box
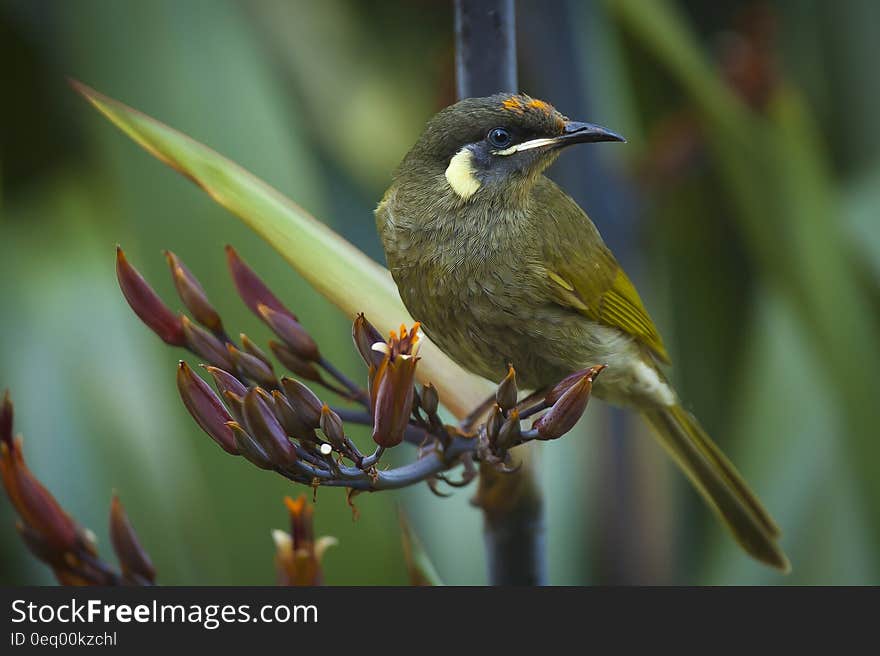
[399,93,624,201]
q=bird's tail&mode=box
[641,404,790,572]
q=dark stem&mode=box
[454,0,547,586]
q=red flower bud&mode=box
[545,365,607,405]
[240,334,273,368]
[495,364,518,410]
[243,388,296,465]
[0,439,79,553]
[535,367,603,440]
[116,247,185,346]
[182,316,234,370]
[271,390,318,443]
[269,340,323,383]
[280,378,323,428]
[176,361,237,454]
[258,305,319,362]
[352,313,385,368]
[420,383,439,417]
[227,344,277,389]
[227,421,274,470]
[203,365,247,399]
[109,495,156,584]
[496,408,521,450]
[319,404,345,449]
[225,245,296,321]
[164,250,222,332]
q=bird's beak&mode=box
[557,121,626,146]
[491,121,626,156]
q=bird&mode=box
[375,93,789,572]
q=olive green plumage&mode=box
[376,93,789,572]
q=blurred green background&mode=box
[1,0,878,585]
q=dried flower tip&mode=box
[420,383,439,417]
[280,378,323,428]
[352,313,385,368]
[225,245,296,320]
[258,304,320,362]
[319,405,345,448]
[182,316,234,370]
[495,364,518,410]
[164,250,222,332]
[109,494,156,583]
[227,344,276,389]
[227,421,274,470]
[545,365,607,405]
[243,388,297,465]
[176,361,238,454]
[116,247,185,346]
[269,340,323,383]
[535,369,601,440]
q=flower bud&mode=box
[222,390,245,424]
[535,368,602,440]
[164,250,222,332]
[545,365,607,405]
[271,390,318,442]
[176,361,238,454]
[319,404,345,449]
[258,305,319,362]
[280,378,323,428]
[420,383,439,417]
[225,245,296,320]
[240,334,273,368]
[182,316,234,370]
[227,344,276,389]
[243,388,296,465]
[227,421,273,470]
[203,365,246,398]
[485,403,503,445]
[496,409,521,451]
[0,439,79,553]
[495,364,518,410]
[269,340,323,383]
[352,313,384,368]
[116,247,185,346]
[109,494,156,584]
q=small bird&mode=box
[376,93,789,571]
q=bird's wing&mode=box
[533,178,671,364]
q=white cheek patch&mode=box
[445,147,482,200]
[493,137,559,156]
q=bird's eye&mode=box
[487,127,513,149]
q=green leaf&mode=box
[399,510,445,586]
[71,80,492,419]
